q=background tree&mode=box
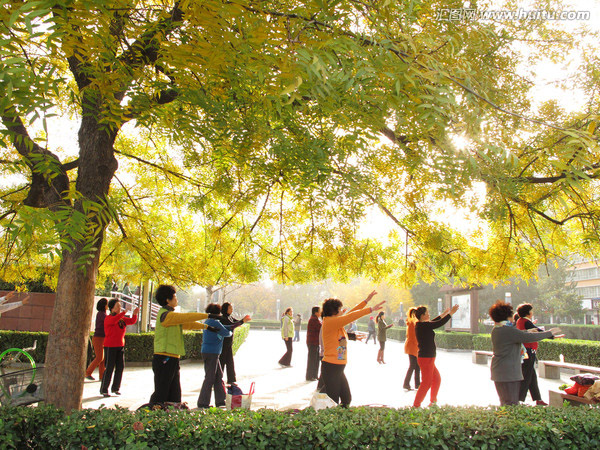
[0,1,596,411]
[535,260,584,323]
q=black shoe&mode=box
[101,392,111,397]
[403,386,412,391]
[86,375,95,381]
[112,391,121,396]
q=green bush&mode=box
[537,324,600,341]
[472,334,492,351]
[435,332,474,350]
[537,338,600,367]
[0,331,48,363]
[478,323,600,341]
[1,404,600,449]
[0,324,250,364]
[249,319,281,329]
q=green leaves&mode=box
[2,403,600,448]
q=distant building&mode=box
[566,255,600,324]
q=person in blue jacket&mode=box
[197,303,233,408]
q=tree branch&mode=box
[1,110,70,210]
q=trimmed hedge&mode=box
[1,404,600,449]
[471,334,600,367]
[478,323,600,341]
[434,332,474,350]
[0,331,47,363]
[0,324,250,363]
[539,324,600,341]
[249,319,281,330]
[537,338,600,367]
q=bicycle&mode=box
[0,340,44,406]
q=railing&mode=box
[110,291,159,329]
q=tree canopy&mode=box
[0,0,598,410]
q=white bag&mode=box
[226,382,254,410]
[310,391,337,410]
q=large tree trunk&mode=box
[44,116,118,411]
[44,250,101,412]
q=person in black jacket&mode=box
[413,303,459,407]
[218,302,249,385]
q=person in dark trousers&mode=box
[100,299,138,397]
[366,316,377,344]
[149,285,218,405]
[490,301,562,406]
[197,303,232,408]
[516,303,548,405]
[279,307,294,367]
[376,311,393,364]
[293,313,302,342]
[321,291,385,407]
[85,298,108,381]
[306,306,322,381]
[218,302,251,385]
[413,304,459,407]
[403,307,420,391]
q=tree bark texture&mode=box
[44,119,118,412]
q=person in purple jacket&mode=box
[85,298,108,381]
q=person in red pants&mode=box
[413,303,459,407]
[85,298,108,381]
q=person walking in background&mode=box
[516,303,548,405]
[403,307,420,391]
[279,307,294,367]
[197,303,233,408]
[413,304,459,407]
[321,291,385,407]
[85,298,108,381]
[100,299,139,397]
[366,316,377,344]
[346,321,358,333]
[489,301,562,406]
[218,302,251,386]
[293,313,302,342]
[0,291,29,316]
[306,306,322,381]
[376,311,393,364]
[150,285,220,405]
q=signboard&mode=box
[591,298,600,309]
[451,294,471,329]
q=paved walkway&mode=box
[82,329,564,410]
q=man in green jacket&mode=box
[150,285,220,404]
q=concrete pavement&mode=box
[82,329,564,410]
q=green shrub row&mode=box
[1,404,600,449]
[0,331,47,363]
[478,323,600,341]
[249,319,281,329]
[0,324,250,363]
[469,334,600,367]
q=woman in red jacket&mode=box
[100,298,139,397]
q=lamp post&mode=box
[276,299,280,320]
[438,298,443,315]
[505,292,512,305]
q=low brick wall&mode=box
[0,291,56,332]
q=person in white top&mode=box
[0,291,30,315]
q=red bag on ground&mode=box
[578,385,591,397]
[564,383,581,395]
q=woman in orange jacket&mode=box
[321,291,385,406]
[402,307,420,390]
